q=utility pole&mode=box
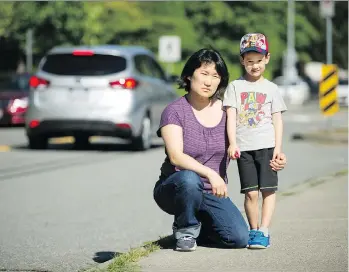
[283,0,298,103]
[26,29,33,73]
[319,0,336,129]
[286,0,298,81]
[287,0,295,61]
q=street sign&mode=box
[319,64,339,116]
[158,36,181,63]
[320,0,335,18]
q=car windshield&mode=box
[0,74,30,92]
[41,53,127,76]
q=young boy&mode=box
[223,33,287,249]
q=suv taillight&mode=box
[109,78,138,89]
[29,76,50,88]
[72,50,94,56]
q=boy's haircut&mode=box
[178,48,230,99]
[239,33,269,56]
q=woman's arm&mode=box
[161,124,216,178]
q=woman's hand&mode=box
[207,170,228,198]
[228,144,240,159]
[270,152,287,171]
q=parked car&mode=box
[25,45,178,150]
[338,79,348,107]
[273,76,311,105]
[0,73,30,126]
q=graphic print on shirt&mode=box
[239,91,267,127]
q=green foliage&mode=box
[0,3,15,37]
[1,1,348,74]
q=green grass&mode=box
[334,169,349,177]
[85,240,161,272]
[107,242,159,272]
[280,191,297,197]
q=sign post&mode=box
[320,0,334,64]
[319,64,339,117]
[319,0,336,128]
[158,36,181,75]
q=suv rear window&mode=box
[41,54,127,76]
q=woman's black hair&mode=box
[178,48,229,99]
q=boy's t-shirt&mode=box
[223,77,287,152]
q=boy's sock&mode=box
[258,227,269,237]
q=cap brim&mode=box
[240,47,268,55]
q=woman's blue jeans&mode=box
[153,170,249,248]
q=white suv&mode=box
[26,45,178,150]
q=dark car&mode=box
[0,73,31,126]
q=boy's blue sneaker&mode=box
[248,230,270,249]
[247,229,258,247]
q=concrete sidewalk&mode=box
[139,175,348,272]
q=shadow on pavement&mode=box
[93,251,121,263]
[155,235,176,250]
[153,234,248,250]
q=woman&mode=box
[153,48,287,252]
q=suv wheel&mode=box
[28,135,48,150]
[131,116,152,151]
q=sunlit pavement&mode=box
[0,104,347,271]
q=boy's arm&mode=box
[272,112,283,156]
[223,83,239,158]
[271,84,287,159]
[226,107,237,145]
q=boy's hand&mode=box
[272,147,281,161]
[228,144,240,159]
[270,152,287,171]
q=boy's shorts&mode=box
[237,147,278,194]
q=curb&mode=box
[82,168,348,272]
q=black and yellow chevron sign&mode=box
[319,64,339,116]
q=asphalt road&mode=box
[0,104,347,272]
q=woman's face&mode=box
[188,62,221,98]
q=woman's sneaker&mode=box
[248,230,270,249]
[176,236,197,252]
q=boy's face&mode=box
[240,51,270,78]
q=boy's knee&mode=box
[245,190,259,201]
[261,190,276,197]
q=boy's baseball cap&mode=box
[240,33,269,55]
